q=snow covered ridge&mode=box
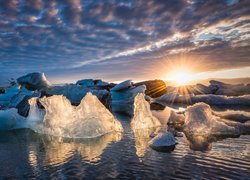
[31,93,124,138]
[155,93,250,106]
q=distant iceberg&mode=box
[46,84,111,109]
[17,72,51,91]
[111,80,146,115]
[30,93,123,138]
[165,80,250,96]
[155,93,250,106]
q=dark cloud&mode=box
[0,0,249,83]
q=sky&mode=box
[0,0,249,84]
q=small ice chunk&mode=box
[149,132,176,152]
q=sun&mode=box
[168,70,193,86]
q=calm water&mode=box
[0,109,249,179]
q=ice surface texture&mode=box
[183,103,250,138]
[131,93,161,130]
[33,93,123,138]
[111,80,146,115]
[0,108,27,130]
[17,72,51,90]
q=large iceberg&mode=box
[30,93,123,138]
[155,93,250,106]
[131,93,161,130]
[17,72,51,90]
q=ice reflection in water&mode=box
[0,105,249,179]
[132,127,160,157]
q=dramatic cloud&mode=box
[0,0,249,83]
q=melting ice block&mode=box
[27,97,45,126]
[34,93,123,138]
[131,93,161,130]
[183,103,239,137]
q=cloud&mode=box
[0,0,249,83]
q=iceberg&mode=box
[213,110,250,123]
[111,80,133,91]
[76,79,109,89]
[134,80,167,98]
[0,108,27,130]
[0,86,20,107]
[46,84,111,109]
[27,97,45,126]
[32,93,123,138]
[131,93,161,130]
[155,93,250,106]
[209,80,250,96]
[183,103,250,150]
[183,103,240,137]
[46,84,89,105]
[111,80,146,115]
[7,88,34,117]
[17,72,51,90]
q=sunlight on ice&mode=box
[29,93,123,138]
[131,93,161,130]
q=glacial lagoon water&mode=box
[0,106,249,179]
